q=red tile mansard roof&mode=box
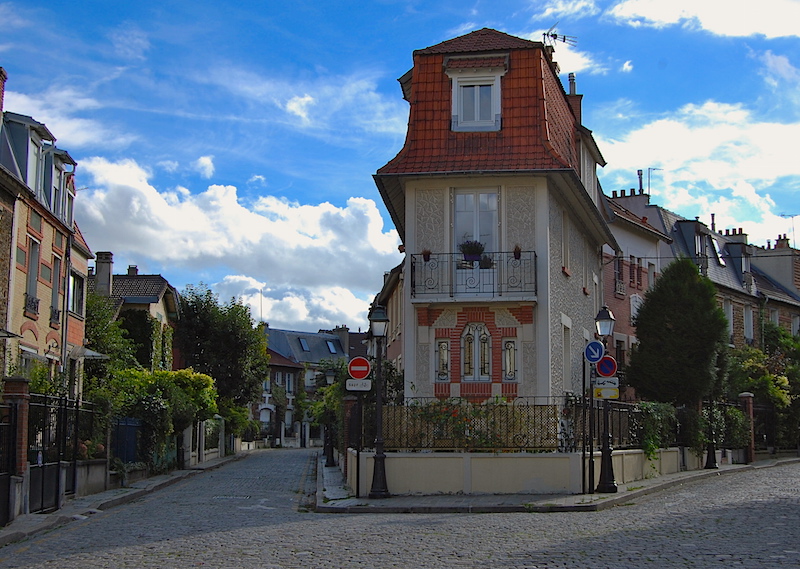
[414,28,541,55]
[377,27,579,178]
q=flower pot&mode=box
[463,253,481,262]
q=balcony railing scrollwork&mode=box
[411,251,537,299]
[24,292,40,316]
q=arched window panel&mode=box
[462,323,490,381]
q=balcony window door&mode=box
[454,190,497,254]
[454,190,497,295]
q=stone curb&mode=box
[315,456,800,514]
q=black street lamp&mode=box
[324,369,337,467]
[595,305,618,494]
[368,304,390,499]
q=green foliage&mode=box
[216,396,249,438]
[175,284,269,406]
[413,398,502,449]
[728,345,791,407]
[28,363,66,396]
[627,258,728,406]
[85,368,218,467]
[636,402,677,460]
[84,292,139,383]
[676,406,707,456]
[719,405,750,448]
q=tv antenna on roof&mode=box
[543,22,577,47]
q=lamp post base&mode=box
[368,452,390,498]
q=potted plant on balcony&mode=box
[513,244,522,260]
[459,240,484,262]
[421,248,432,262]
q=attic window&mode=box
[326,340,337,354]
[714,238,726,266]
[299,338,310,351]
[445,56,507,133]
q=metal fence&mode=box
[374,397,644,453]
[27,395,102,513]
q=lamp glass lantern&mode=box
[594,305,616,339]
[369,304,389,338]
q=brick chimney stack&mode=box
[95,251,114,296]
[775,234,791,249]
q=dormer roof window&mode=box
[445,55,508,132]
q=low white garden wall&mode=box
[346,447,683,496]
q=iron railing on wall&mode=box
[410,251,537,299]
[369,397,644,453]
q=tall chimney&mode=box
[566,72,582,123]
[0,67,7,113]
[95,251,114,296]
[637,169,643,192]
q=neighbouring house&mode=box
[0,67,105,524]
[610,189,800,351]
[263,324,367,447]
[602,182,672,400]
[87,251,180,371]
[0,70,93,393]
[753,234,800,337]
[257,348,304,446]
[373,28,618,403]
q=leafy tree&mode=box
[84,292,139,385]
[175,283,269,407]
[627,257,728,407]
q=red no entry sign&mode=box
[596,355,618,378]
[348,356,371,380]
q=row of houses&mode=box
[367,28,800,407]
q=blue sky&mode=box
[2,0,799,332]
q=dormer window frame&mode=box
[445,58,507,133]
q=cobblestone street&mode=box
[0,449,798,568]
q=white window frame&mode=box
[68,271,85,317]
[446,66,505,132]
[744,307,754,343]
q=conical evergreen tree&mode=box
[627,257,728,406]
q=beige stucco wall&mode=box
[346,448,683,496]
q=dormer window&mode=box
[445,56,507,132]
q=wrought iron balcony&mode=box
[24,292,40,315]
[50,305,61,325]
[411,251,537,299]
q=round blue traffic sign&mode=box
[584,341,605,363]
[596,355,618,377]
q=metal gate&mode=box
[28,395,63,513]
[0,402,15,526]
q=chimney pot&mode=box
[95,251,114,296]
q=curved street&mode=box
[0,448,798,568]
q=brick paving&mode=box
[0,449,798,568]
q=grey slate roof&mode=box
[266,328,346,366]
